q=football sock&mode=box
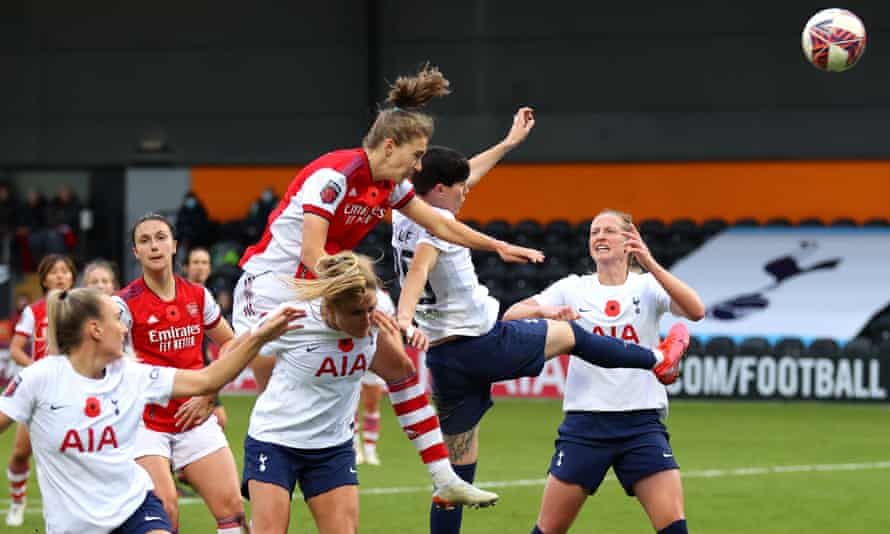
[387,373,455,488]
[363,410,381,449]
[7,461,28,504]
[217,513,247,533]
[658,519,688,534]
[569,322,658,369]
[429,462,477,534]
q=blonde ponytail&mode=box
[291,252,380,308]
[46,288,104,354]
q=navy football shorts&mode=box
[426,319,548,435]
[242,435,358,501]
[548,412,680,496]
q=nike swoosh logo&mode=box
[306,345,321,352]
[578,308,595,313]
[50,405,66,411]
[144,515,162,521]
[663,453,673,458]
[349,467,357,473]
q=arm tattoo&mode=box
[444,426,477,462]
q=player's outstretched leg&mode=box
[544,320,690,384]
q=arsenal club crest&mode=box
[320,180,342,204]
[186,302,200,318]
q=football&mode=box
[801,8,866,72]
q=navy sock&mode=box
[569,322,656,369]
[658,519,688,534]
[430,462,477,534]
[530,526,545,534]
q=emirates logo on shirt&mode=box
[148,323,201,352]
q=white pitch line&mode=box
[6,460,890,508]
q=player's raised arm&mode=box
[398,196,544,263]
[466,107,535,189]
[171,305,306,398]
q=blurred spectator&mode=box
[183,246,212,285]
[175,191,211,256]
[216,288,234,325]
[244,187,278,243]
[14,189,47,271]
[0,182,14,238]
[44,184,82,250]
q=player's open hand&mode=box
[400,320,429,352]
[622,224,657,271]
[372,310,402,344]
[503,107,535,149]
[254,304,307,342]
[541,305,581,321]
[497,242,545,264]
[174,395,215,429]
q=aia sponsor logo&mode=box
[60,426,119,454]
[592,324,640,344]
[315,354,367,378]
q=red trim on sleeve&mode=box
[303,205,334,221]
[13,331,29,339]
[205,314,222,330]
[392,189,416,210]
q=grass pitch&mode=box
[2,397,889,533]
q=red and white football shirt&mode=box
[114,276,221,432]
[14,299,50,361]
[240,148,415,277]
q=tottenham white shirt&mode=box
[248,298,379,449]
[0,356,176,534]
[391,209,498,342]
[534,272,672,413]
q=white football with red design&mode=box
[802,8,866,72]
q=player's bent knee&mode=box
[213,493,246,518]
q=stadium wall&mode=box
[191,160,890,224]
[4,2,890,165]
